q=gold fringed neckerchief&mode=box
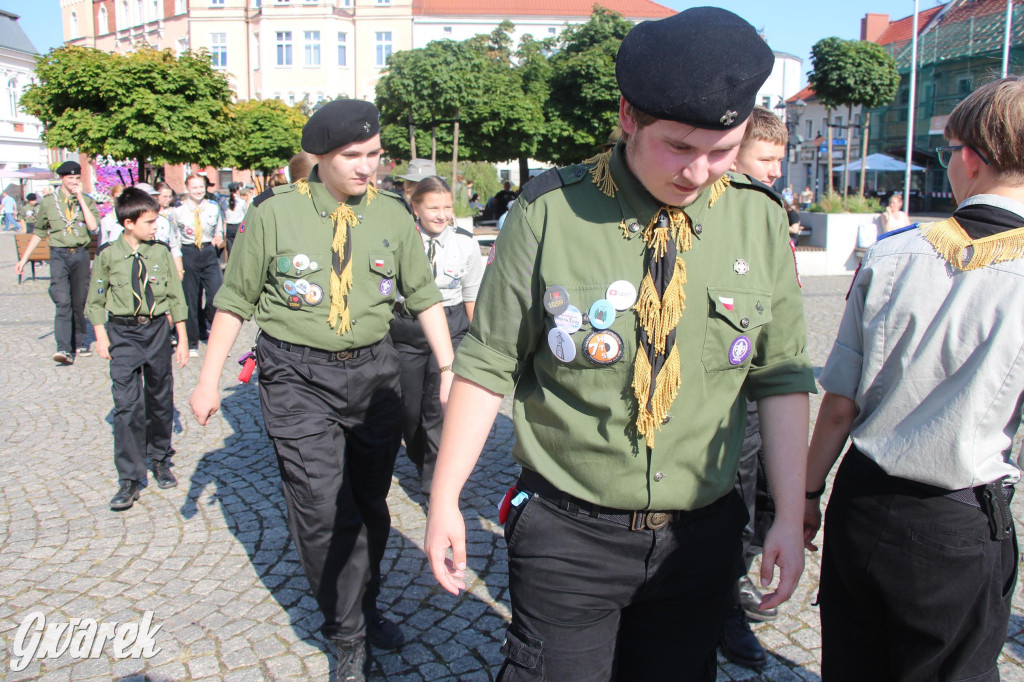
[58,190,78,235]
[296,178,360,334]
[366,183,379,203]
[922,218,1024,271]
[707,175,730,208]
[583,151,617,197]
[631,208,692,446]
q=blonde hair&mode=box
[740,106,787,149]
[945,76,1024,183]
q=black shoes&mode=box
[738,575,778,621]
[367,610,405,650]
[334,638,370,682]
[110,480,140,510]
[720,604,767,670]
[153,460,178,489]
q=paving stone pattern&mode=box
[1,236,1023,681]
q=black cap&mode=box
[56,161,82,176]
[301,100,381,155]
[616,7,775,130]
[26,193,37,201]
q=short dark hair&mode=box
[26,193,37,201]
[116,187,160,225]
[945,75,1024,183]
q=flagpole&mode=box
[904,0,920,207]
[1003,0,1012,78]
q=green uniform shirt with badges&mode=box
[215,166,442,351]
[34,189,100,248]
[86,237,188,324]
[454,143,816,511]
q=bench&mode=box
[15,233,100,284]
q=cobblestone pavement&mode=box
[1,233,1023,681]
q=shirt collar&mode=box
[307,166,371,219]
[958,194,1024,222]
[420,223,451,246]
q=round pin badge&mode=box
[294,280,310,295]
[543,286,570,316]
[379,277,394,296]
[554,305,583,334]
[605,280,637,311]
[282,280,297,296]
[309,261,318,271]
[588,299,616,330]
[277,257,291,274]
[305,284,324,305]
[583,330,624,365]
[185,227,194,237]
[547,327,576,363]
[287,295,302,310]
[728,335,752,365]
[293,254,311,271]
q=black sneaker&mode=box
[334,638,370,682]
[719,604,767,670]
[367,610,405,650]
[153,460,178,489]
[110,480,140,511]
[52,351,74,365]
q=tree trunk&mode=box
[826,109,834,196]
[859,111,871,199]
[518,157,530,188]
[431,126,436,164]
[135,157,145,184]
[408,110,417,159]
[842,105,852,201]
[451,111,460,192]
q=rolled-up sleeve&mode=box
[453,201,543,395]
[213,206,269,319]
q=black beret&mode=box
[56,161,82,176]
[301,99,381,155]
[616,7,775,130]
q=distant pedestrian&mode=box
[87,187,189,511]
[22,193,38,234]
[799,186,813,211]
[879,193,910,232]
[99,183,126,245]
[396,159,436,196]
[14,161,100,364]
[1,190,17,231]
[221,182,246,259]
[491,181,516,218]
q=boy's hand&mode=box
[190,384,220,425]
[96,338,111,360]
[175,342,189,368]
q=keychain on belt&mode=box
[237,345,257,383]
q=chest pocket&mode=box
[441,264,466,289]
[544,284,635,372]
[369,253,397,299]
[702,287,773,373]
[270,253,329,309]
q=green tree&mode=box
[542,7,634,165]
[809,38,900,198]
[230,99,307,187]
[21,45,234,179]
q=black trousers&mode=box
[819,447,1017,681]
[499,481,747,681]
[108,318,174,482]
[256,333,404,642]
[390,302,469,494]
[181,244,222,350]
[49,247,91,353]
[225,223,241,259]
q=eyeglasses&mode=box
[936,145,991,168]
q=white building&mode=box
[0,11,49,177]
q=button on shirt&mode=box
[420,225,484,307]
[34,189,100,248]
[85,238,188,324]
[172,200,222,245]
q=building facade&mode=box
[0,11,50,182]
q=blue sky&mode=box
[6,0,943,84]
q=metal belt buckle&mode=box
[67,247,78,254]
[330,350,353,362]
[136,316,150,325]
[634,511,670,531]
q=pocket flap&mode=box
[369,253,396,277]
[707,288,773,332]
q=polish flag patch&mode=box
[374,258,385,268]
[719,296,735,311]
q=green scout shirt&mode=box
[85,237,188,325]
[454,143,817,511]
[215,166,442,352]
[34,189,100,248]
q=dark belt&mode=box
[261,332,366,362]
[108,314,155,326]
[52,245,86,254]
[518,469,680,531]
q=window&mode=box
[70,11,79,38]
[375,31,392,67]
[150,0,158,21]
[375,0,391,5]
[548,27,556,35]
[177,37,188,54]
[211,0,225,6]
[210,33,227,68]
[304,31,320,66]
[853,113,861,138]
[805,119,813,139]
[276,31,293,66]
[98,6,109,34]
[761,96,771,108]
[288,93,295,105]
[337,32,347,66]
[120,1,128,28]
[175,0,185,13]
[957,77,972,94]
[443,26,452,34]
[135,0,143,24]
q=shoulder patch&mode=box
[251,183,296,208]
[877,223,918,241]
[735,174,785,209]
[95,241,112,256]
[454,226,474,239]
[522,168,569,204]
[378,189,414,215]
[146,239,171,253]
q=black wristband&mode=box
[806,484,826,500]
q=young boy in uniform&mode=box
[805,75,1024,680]
[87,188,189,511]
